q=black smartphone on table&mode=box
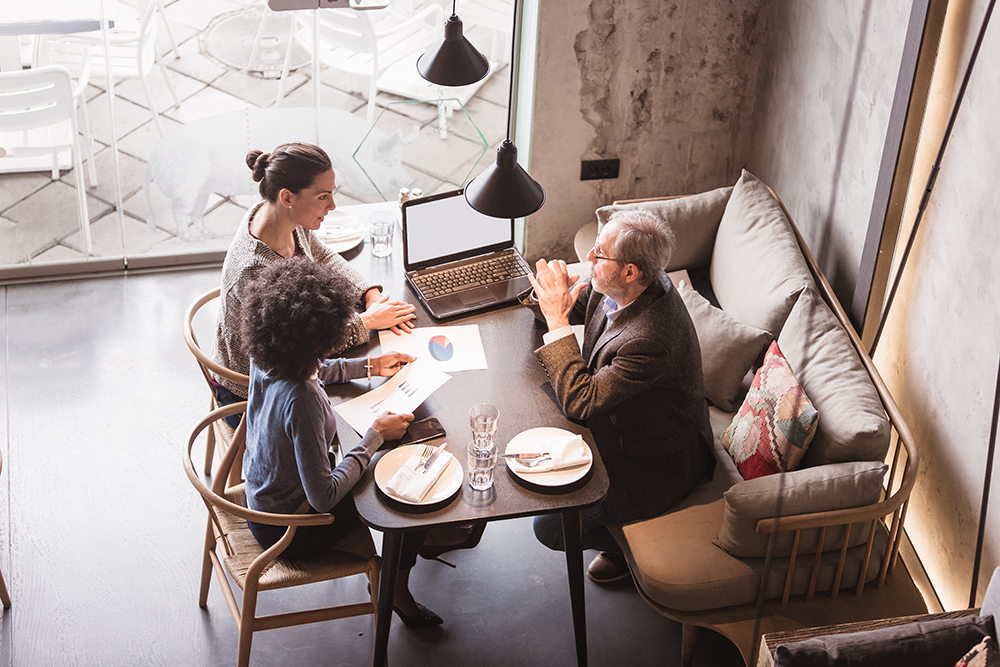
[399,416,446,445]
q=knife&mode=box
[500,452,549,461]
[421,444,447,473]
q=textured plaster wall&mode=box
[746,0,908,306]
[524,0,765,262]
[747,0,1000,610]
[874,0,1000,610]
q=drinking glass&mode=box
[469,403,499,445]
[369,210,394,257]
[467,439,498,491]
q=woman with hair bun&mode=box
[213,142,416,411]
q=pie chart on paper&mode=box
[428,335,454,362]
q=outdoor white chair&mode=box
[0,64,94,255]
[277,2,443,123]
[34,0,180,136]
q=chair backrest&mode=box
[314,8,378,57]
[0,66,78,133]
[183,404,336,538]
[183,287,250,391]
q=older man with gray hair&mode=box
[529,210,715,583]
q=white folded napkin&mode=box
[515,434,590,473]
[320,224,362,242]
[385,447,451,503]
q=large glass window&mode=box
[0,0,513,280]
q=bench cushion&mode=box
[710,170,815,335]
[677,279,772,411]
[714,461,888,557]
[778,286,891,467]
[597,185,733,271]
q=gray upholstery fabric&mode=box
[774,615,995,667]
[709,169,815,335]
[714,461,888,557]
[778,286,891,467]
[676,279,772,411]
[596,185,733,271]
[981,566,1000,619]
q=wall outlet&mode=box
[580,158,620,181]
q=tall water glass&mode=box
[469,403,499,445]
[369,210,394,257]
[467,439,498,491]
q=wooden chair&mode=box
[183,403,381,667]
[0,450,9,610]
[183,287,249,478]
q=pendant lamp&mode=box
[417,1,490,87]
[464,0,545,218]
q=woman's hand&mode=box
[360,290,417,334]
[370,353,416,377]
[372,411,415,441]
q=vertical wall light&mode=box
[417,0,490,87]
[463,0,544,218]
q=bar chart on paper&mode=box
[333,359,451,434]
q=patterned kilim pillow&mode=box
[722,340,818,480]
[955,635,1000,667]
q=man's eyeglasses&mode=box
[592,245,623,264]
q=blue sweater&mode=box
[244,358,383,515]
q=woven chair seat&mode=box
[218,485,377,592]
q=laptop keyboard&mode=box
[410,251,530,298]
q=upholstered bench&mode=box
[576,170,923,665]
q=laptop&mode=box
[401,188,533,319]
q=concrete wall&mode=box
[748,0,1000,610]
[746,0,909,306]
[524,0,765,263]
[874,0,1000,609]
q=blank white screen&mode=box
[404,193,512,265]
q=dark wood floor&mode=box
[0,267,745,666]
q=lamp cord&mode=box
[868,0,996,356]
[505,0,520,141]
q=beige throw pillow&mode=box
[596,185,733,271]
[676,280,772,412]
[777,286,891,467]
[709,169,816,335]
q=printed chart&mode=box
[333,358,451,435]
[379,325,488,372]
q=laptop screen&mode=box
[402,190,513,268]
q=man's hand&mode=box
[527,258,585,332]
[370,353,416,377]
[360,290,417,334]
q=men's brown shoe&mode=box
[586,551,631,583]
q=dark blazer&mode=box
[534,274,715,523]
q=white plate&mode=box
[374,444,463,505]
[505,427,593,487]
[319,211,363,253]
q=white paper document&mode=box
[333,359,451,435]
[378,325,488,372]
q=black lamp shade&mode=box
[465,140,545,218]
[417,15,490,87]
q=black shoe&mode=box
[586,551,631,584]
[393,602,443,628]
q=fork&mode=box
[414,443,434,469]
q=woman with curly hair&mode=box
[213,141,416,415]
[241,257,442,628]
